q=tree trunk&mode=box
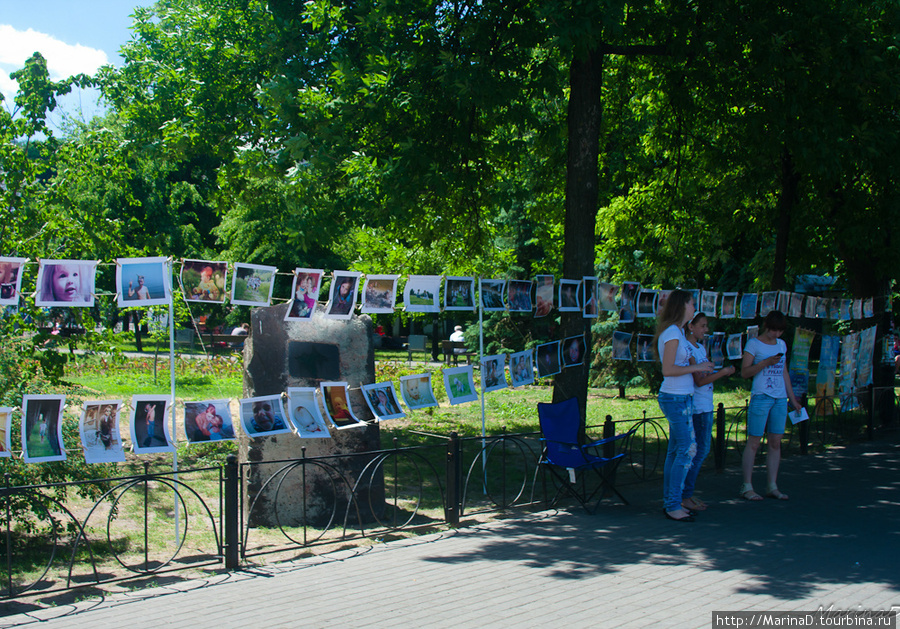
[772,146,799,290]
[552,48,603,422]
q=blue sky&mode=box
[1,0,141,127]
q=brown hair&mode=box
[653,289,693,360]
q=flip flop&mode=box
[740,489,763,501]
[766,489,789,500]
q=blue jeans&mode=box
[682,411,713,500]
[658,392,696,512]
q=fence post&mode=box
[602,415,615,494]
[714,403,725,472]
[224,454,240,570]
[798,394,809,456]
[446,432,461,526]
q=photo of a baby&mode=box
[0,257,25,306]
[35,260,98,307]
[286,388,331,438]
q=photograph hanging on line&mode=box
[726,333,743,360]
[509,350,535,387]
[232,263,276,307]
[612,331,632,361]
[286,388,331,438]
[720,293,738,319]
[746,325,759,340]
[0,407,12,458]
[777,291,792,313]
[320,382,366,429]
[536,341,561,378]
[239,395,291,437]
[286,268,324,320]
[562,335,586,368]
[739,293,758,319]
[619,282,640,323]
[816,297,829,319]
[361,275,399,314]
[324,272,362,319]
[636,334,654,362]
[852,299,863,320]
[79,400,126,464]
[443,366,478,405]
[636,289,658,318]
[184,400,235,443]
[598,282,619,313]
[507,280,533,313]
[805,296,818,319]
[557,279,581,312]
[22,395,66,463]
[182,259,227,303]
[582,276,598,318]
[35,260,98,307]
[116,257,171,307]
[444,276,476,311]
[399,374,438,410]
[362,382,406,421]
[789,293,804,319]
[0,257,26,306]
[709,332,726,369]
[130,396,175,453]
[480,354,508,393]
[479,279,506,311]
[700,290,718,318]
[403,275,441,313]
[534,275,554,317]
[759,292,777,317]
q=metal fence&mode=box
[2,385,892,600]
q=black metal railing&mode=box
[3,386,892,600]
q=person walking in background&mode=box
[740,310,802,501]
[655,289,713,523]
[683,312,735,512]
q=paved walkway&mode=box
[2,433,899,628]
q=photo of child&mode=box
[399,374,438,409]
[362,383,405,421]
[22,395,66,463]
[116,257,171,307]
[184,400,235,443]
[35,260,97,307]
[182,260,227,303]
[0,407,12,458]
[534,275,554,318]
[0,257,25,306]
[80,401,126,464]
[130,397,174,453]
[444,277,476,311]
[240,396,291,437]
[232,263,276,307]
[509,350,535,387]
[286,388,331,438]
[320,382,365,428]
[361,275,399,314]
[443,366,478,405]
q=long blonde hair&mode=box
[653,289,693,359]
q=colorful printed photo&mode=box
[79,401,126,464]
[361,275,399,314]
[598,282,619,312]
[239,395,291,437]
[286,388,331,438]
[612,331,632,361]
[130,396,175,453]
[536,341,561,378]
[534,275,554,318]
[507,280,533,313]
[320,382,366,429]
[558,280,580,312]
[582,276,598,318]
[0,257,26,306]
[399,374,438,410]
[636,334,654,362]
[619,282,640,323]
[117,257,171,307]
[0,407,12,457]
[443,366,478,405]
[636,289,657,318]
[362,382,405,421]
[22,395,66,463]
[562,335,586,368]
[232,263,277,307]
[182,259,227,303]
[444,277,476,311]
[509,350,535,387]
[35,260,98,307]
[286,268,324,320]
[480,354,507,393]
[325,272,361,319]
[403,275,442,313]
[480,279,506,311]
[184,400,235,443]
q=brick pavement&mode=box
[2,434,898,628]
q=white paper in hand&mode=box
[788,408,809,424]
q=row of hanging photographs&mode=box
[0,256,876,322]
[0,338,585,464]
[613,328,756,365]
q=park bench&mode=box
[441,340,476,365]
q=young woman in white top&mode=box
[655,289,713,522]
[740,310,802,501]
[683,312,735,511]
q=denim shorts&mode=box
[747,394,788,437]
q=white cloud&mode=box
[1,24,108,104]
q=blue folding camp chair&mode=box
[535,397,636,513]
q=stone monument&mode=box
[241,303,384,527]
